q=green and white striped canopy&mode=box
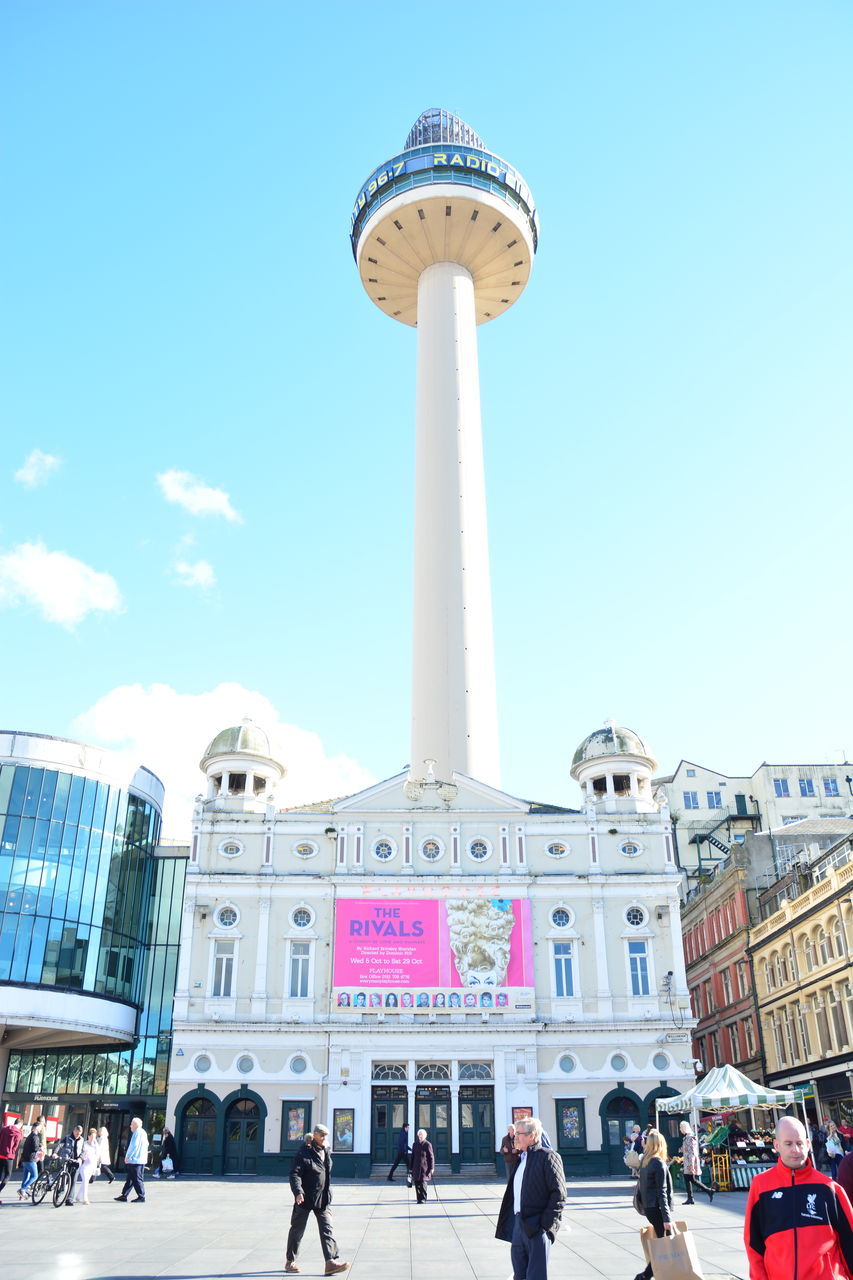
[657,1063,805,1113]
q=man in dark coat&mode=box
[410,1128,435,1203]
[387,1122,410,1181]
[500,1124,517,1176]
[495,1116,566,1280]
[285,1124,349,1276]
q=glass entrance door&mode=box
[416,1087,451,1165]
[605,1095,641,1175]
[371,1088,407,1166]
[458,1086,494,1164]
[181,1096,217,1175]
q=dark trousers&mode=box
[119,1163,146,1200]
[0,1158,11,1193]
[639,1208,666,1279]
[683,1173,712,1201]
[388,1151,410,1179]
[510,1212,551,1280]
[99,1164,115,1183]
[414,1179,430,1203]
[286,1202,339,1264]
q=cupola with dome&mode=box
[200,717,285,808]
[570,720,659,813]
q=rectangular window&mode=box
[799,778,815,797]
[721,969,732,1005]
[553,942,574,997]
[683,791,700,810]
[707,791,723,809]
[555,1099,587,1150]
[686,769,696,777]
[825,778,840,797]
[629,941,649,996]
[774,778,790,798]
[212,940,235,997]
[796,1004,811,1058]
[728,1021,741,1061]
[289,942,310,998]
[743,1017,756,1057]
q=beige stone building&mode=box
[166,721,697,1176]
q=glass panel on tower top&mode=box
[404,108,485,153]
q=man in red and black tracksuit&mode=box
[745,1116,853,1280]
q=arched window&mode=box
[804,935,817,972]
[459,1062,492,1080]
[372,1063,407,1081]
[832,917,846,961]
[185,1096,216,1118]
[415,1063,450,1080]
[819,929,833,965]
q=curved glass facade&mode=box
[0,762,160,998]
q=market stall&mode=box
[656,1064,807,1189]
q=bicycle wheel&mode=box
[30,1174,50,1205]
[52,1169,72,1207]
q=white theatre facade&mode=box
[166,720,696,1176]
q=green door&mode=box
[459,1086,494,1164]
[224,1098,261,1175]
[371,1088,407,1166]
[416,1087,451,1165]
[605,1095,641,1175]
[181,1096,217,1175]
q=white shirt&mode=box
[513,1150,527,1215]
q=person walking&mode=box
[495,1115,566,1280]
[679,1121,714,1204]
[386,1122,410,1182]
[0,1118,23,1205]
[18,1122,43,1200]
[500,1124,517,1177]
[285,1123,349,1276]
[114,1117,148,1203]
[410,1128,435,1204]
[97,1126,115,1183]
[826,1121,845,1179]
[74,1129,100,1204]
[156,1127,178,1179]
[633,1128,675,1280]
[745,1116,853,1280]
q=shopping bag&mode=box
[161,1156,174,1174]
[639,1222,704,1280]
[625,1149,642,1170]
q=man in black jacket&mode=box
[495,1116,566,1280]
[285,1125,348,1276]
[387,1122,410,1181]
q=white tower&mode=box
[352,109,538,786]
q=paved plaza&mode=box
[0,1174,749,1280]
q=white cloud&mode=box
[174,558,216,589]
[156,469,243,522]
[0,541,122,628]
[74,681,376,840]
[14,449,62,488]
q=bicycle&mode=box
[30,1156,76,1207]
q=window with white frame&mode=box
[833,917,846,960]
[628,940,650,996]
[291,906,313,929]
[372,839,396,862]
[420,838,443,862]
[721,969,732,1005]
[468,839,491,861]
[707,791,723,809]
[799,777,815,797]
[212,940,235,997]
[294,842,318,859]
[743,1016,756,1057]
[824,778,840,797]
[683,791,699,810]
[796,1003,811,1058]
[553,941,574,997]
[546,842,568,858]
[736,962,748,997]
[804,935,817,971]
[289,941,311,998]
[819,928,833,965]
[551,906,572,929]
[215,904,239,929]
[774,778,790,797]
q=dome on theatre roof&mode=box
[203,718,271,761]
[571,721,654,768]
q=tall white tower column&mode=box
[411,262,498,784]
[352,109,538,787]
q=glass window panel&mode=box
[22,769,44,817]
[9,767,30,816]
[65,774,84,825]
[435,1105,447,1128]
[51,773,71,820]
[37,771,57,819]
[0,767,14,815]
[461,1103,473,1128]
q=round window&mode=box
[219,841,242,858]
[294,842,317,859]
[194,1054,211,1073]
[421,839,442,862]
[559,1054,576,1074]
[237,1055,254,1075]
[216,906,238,928]
[373,840,395,861]
[469,839,490,861]
[625,907,645,927]
[653,1053,669,1072]
[621,841,641,857]
[291,1056,307,1074]
[292,907,312,929]
[547,843,568,858]
[551,907,571,929]
[611,1054,628,1072]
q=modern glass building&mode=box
[0,731,186,1159]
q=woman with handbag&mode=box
[633,1128,674,1280]
[678,1121,714,1205]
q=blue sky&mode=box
[1,1,851,836]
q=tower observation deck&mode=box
[352,109,538,788]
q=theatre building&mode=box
[166,720,695,1176]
